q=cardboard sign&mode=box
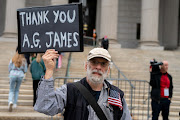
[17,3,83,53]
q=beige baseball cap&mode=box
[87,48,111,62]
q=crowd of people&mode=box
[8,48,65,112]
[7,43,173,120]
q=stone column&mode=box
[99,0,118,40]
[51,0,68,5]
[140,0,164,50]
[2,0,25,38]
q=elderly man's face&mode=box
[86,57,110,84]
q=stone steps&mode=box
[108,44,180,119]
[0,94,33,100]
[132,104,180,113]
[0,40,68,119]
[0,83,33,89]
[1,39,180,119]
[0,106,34,112]
[0,112,51,120]
[0,89,33,95]
[132,110,179,120]
[0,80,33,85]
[0,40,51,119]
[0,99,33,106]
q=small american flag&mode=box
[108,89,123,110]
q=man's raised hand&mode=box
[42,49,59,79]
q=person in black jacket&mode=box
[150,61,173,120]
[101,36,109,50]
[34,48,132,120]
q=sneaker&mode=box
[8,102,13,112]
[13,104,17,109]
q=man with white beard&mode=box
[34,48,131,120]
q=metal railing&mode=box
[109,61,136,114]
[109,62,150,119]
[49,77,150,120]
[83,36,97,47]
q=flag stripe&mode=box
[108,100,122,105]
[108,102,122,108]
[108,101,122,106]
[108,89,123,110]
[108,100,122,106]
[108,97,122,104]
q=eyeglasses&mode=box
[90,60,109,67]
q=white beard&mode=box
[87,65,108,84]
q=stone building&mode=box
[0,0,179,50]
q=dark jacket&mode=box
[64,77,124,120]
[101,38,109,50]
[150,72,173,101]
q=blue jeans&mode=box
[8,76,23,104]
